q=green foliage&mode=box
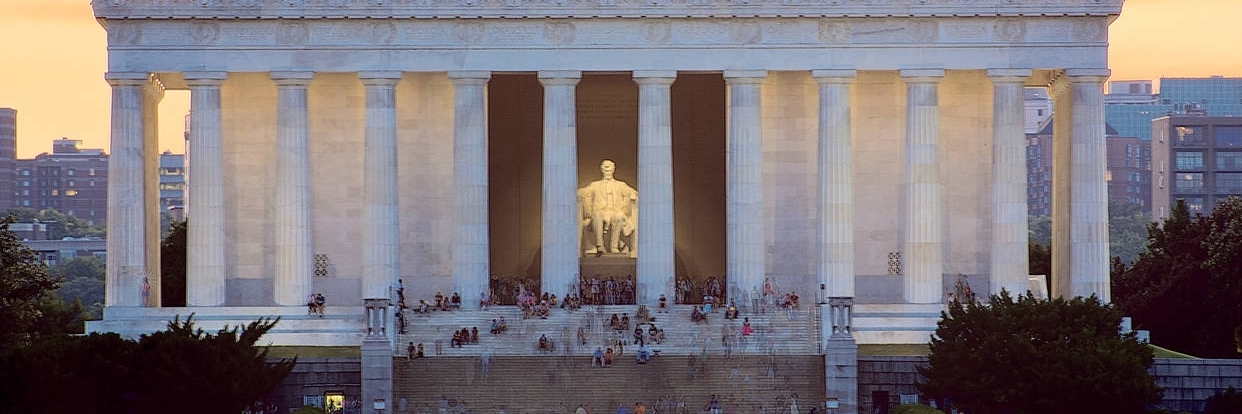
[1028,215,1051,248]
[160,219,187,307]
[891,404,945,414]
[1204,387,1242,414]
[1113,197,1242,358]
[1110,198,1153,266]
[0,315,295,414]
[30,292,88,335]
[2,208,105,239]
[1028,242,1051,280]
[918,291,1162,414]
[0,215,60,348]
[51,256,105,320]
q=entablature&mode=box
[93,0,1124,20]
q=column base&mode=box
[825,336,859,414]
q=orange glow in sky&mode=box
[1,0,1240,158]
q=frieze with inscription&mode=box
[94,0,1124,20]
[103,16,1106,49]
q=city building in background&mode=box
[12,138,110,226]
[1105,76,1242,140]
[1152,116,1242,219]
[0,109,15,210]
[1027,118,1148,216]
[159,150,185,221]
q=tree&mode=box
[918,291,1162,414]
[0,316,296,414]
[1112,197,1242,358]
[160,219,187,307]
[52,256,106,319]
[0,215,61,348]
[1109,198,1153,266]
[2,208,105,239]
[1205,387,1242,414]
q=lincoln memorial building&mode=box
[88,0,1124,412]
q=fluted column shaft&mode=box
[988,69,1032,296]
[1069,69,1112,301]
[539,71,582,297]
[105,72,151,308]
[814,70,857,300]
[724,70,767,301]
[450,71,492,309]
[185,72,228,306]
[901,70,944,304]
[361,72,403,301]
[634,71,676,306]
[272,72,315,306]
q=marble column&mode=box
[539,71,582,298]
[271,71,315,307]
[988,69,1032,296]
[450,71,491,310]
[634,71,676,306]
[360,72,403,301]
[104,72,151,308]
[724,70,767,302]
[813,70,857,301]
[900,69,944,304]
[184,72,228,306]
[143,78,164,307]
[1070,69,1112,301]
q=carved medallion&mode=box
[506,0,523,7]
[235,0,260,7]
[643,21,671,44]
[328,0,348,5]
[198,0,217,6]
[908,19,938,43]
[1072,19,1105,42]
[454,21,485,44]
[544,22,577,44]
[277,22,309,45]
[730,20,762,44]
[111,23,142,45]
[282,0,306,6]
[993,18,1024,42]
[190,22,220,45]
[818,18,849,43]
[369,21,398,44]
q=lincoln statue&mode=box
[580,159,638,258]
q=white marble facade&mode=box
[90,0,1124,344]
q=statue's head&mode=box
[600,159,616,178]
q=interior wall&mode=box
[671,74,727,292]
[488,73,727,301]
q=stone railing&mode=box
[93,0,1124,20]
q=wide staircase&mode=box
[393,304,821,357]
[394,355,826,414]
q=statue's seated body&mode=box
[578,159,637,258]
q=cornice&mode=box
[93,0,1124,20]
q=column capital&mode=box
[183,71,228,87]
[538,70,582,86]
[900,69,945,83]
[723,70,768,84]
[1065,68,1111,84]
[359,71,404,87]
[105,72,149,87]
[812,69,857,83]
[986,69,1032,84]
[270,71,315,87]
[448,71,492,84]
[633,70,678,83]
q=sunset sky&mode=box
[1,0,1240,159]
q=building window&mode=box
[1175,151,1204,170]
[1219,152,1242,171]
[1180,197,1205,213]
[65,189,78,197]
[1176,126,1206,146]
[50,189,58,196]
[1219,126,1242,148]
[66,169,75,176]
[1218,173,1242,192]
[88,168,96,176]
[1176,173,1204,193]
[21,181,28,187]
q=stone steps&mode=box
[393,305,822,357]
[85,306,367,346]
[394,355,827,414]
[851,304,943,345]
